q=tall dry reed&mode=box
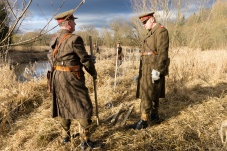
[0,47,227,150]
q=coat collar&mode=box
[57,29,72,35]
[147,23,161,36]
[151,23,161,34]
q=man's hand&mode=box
[151,69,160,83]
[92,55,96,64]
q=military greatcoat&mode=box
[48,29,96,119]
[139,23,169,114]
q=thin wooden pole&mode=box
[114,47,118,91]
[89,36,99,125]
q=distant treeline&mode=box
[10,1,227,50]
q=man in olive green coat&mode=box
[130,12,169,130]
[47,9,97,149]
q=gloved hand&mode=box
[151,69,160,83]
[91,55,96,64]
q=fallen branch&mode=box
[121,105,134,126]
[110,104,123,125]
[103,114,116,123]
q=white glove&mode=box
[151,69,160,83]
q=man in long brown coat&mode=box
[130,12,169,130]
[117,42,123,66]
[47,9,97,149]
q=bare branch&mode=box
[0,0,67,48]
[6,0,17,19]
[0,0,33,45]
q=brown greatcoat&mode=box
[48,29,97,119]
[139,23,169,114]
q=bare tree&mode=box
[79,25,99,46]
[100,27,113,48]
[0,0,87,63]
[0,0,69,62]
[130,0,218,49]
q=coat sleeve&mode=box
[155,28,169,75]
[72,36,97,77]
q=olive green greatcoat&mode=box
[139,23,169,114]
[48,29,96,120]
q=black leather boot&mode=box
[150,112,159,120]
[80,139,95,150]
[150,112,161,124]
[129,119,148,130]
[62,136,70,145]
[61,118,71,145]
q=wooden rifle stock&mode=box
[89,36,99,125]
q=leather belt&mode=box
[54,65,80,72]
[140,51,157,56]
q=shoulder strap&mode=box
[52,33,71,58]
[144,40,158,55]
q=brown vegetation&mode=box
[0,0,227,150]
[10,46,49,52]
[0,47,227,150]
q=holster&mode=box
[71,71,81,79]
[47,70,53,93]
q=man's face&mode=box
[67,19,76,32]
[143,17,154,30]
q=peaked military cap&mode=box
[54,9,78,23]
[138,12,155,22]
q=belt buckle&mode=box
[61,61,65,66]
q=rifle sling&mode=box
[52,33,71,58]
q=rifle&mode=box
[89,36,100,125]
[72,0,85,13]
[136,57,142,98]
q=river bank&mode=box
[8,50,49,65]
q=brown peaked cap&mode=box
[54,9,78,23]
[138,12,155,22]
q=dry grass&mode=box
[0,47,227,150]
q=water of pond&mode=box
[14,60,50,82]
